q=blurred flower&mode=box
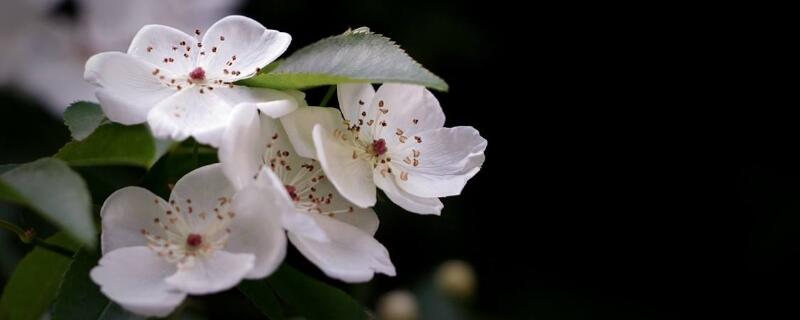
[84,15,297,146]
[219,104,395,282]
[90,164,286,317]
[282,83,488,214]
[1,0,242,115]
[377,290,419,320]
[435,260,476,300]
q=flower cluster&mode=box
[86,16,487,317]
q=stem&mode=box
[0,219,75,258]
[319,85,336,107]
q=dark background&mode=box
[1,1,795,319]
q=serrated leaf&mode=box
[55,123,172,168]
[63,102,107,141]
[239,28,448,91]
[238,280,284,320]
[266,265,368,320]
[0,233,79,320]
[52,249,144,320]
[0,158,95,247]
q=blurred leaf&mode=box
[0,158,95,247]
[0,233,79,320]
[238,280,284,320]
[239,28,448,92]
[55,123,172,168]
[0,165,16,175]
[63,102,107,141]
[267,265,368,320]
[52,249,144,320]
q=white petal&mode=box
[81,0,242,52]
[255,168,330,243]
[280,106,345,159]
[127,24,198,75]
[372,83,445,141]
[392,126,487,198]
[305,179,379,236]
[312,124,376,208]
[14,22,96,114]
[220,106,329,242]
[219,104,264,190]
[212,86,298,118]
[198,15,290,81]
[84,52,177,125]
[374,173,443,215]
[146,86,233,146]
[164,250,255,295]
[90,246,185,317]
[100,187,170,254]
[227,183,288,279]
[336,83,375,123]
[289,214,395,283]
[169,164,235,232]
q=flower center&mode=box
[189,67,206,81]
[186,233,203,247]
[285,185,299,201]
[371,139,388,156]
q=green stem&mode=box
[0,219,31,243]
[0,219,75,258]
[319,85,336,107]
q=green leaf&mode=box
[52,249,144,320]
[266,265,368,320]
[0,158,95,247]
[238,280,284,320]
[63,102,107,141]
[239,28,448,92]
[55,123,172,168]
[0,233,79,320]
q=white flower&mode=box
[90,164,286,317]
[281,83,487,215]
[2,0,241,115]
[84,15,296,146]
[218,104,396,282]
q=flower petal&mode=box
[313,124,377,208]
[305,179,379,236]
[198,15,290,81]
[90,246,185,317]
[127,24,198,75]
[212,86,298,118]
[255,167,330,243]
[392,126,487,198]
[371,83,445,142]
[100,187,171,254]
[336,83,375,123]
[227,182,288,279]
[374,173,443,215]
[146,86,233,146]
[219,106,330,242]
[289,214,395,283]
[164,250,255,295]
[84,52,176,125]
[219,103,264,190]
[280,106,345,159]
[169,164,235,232]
